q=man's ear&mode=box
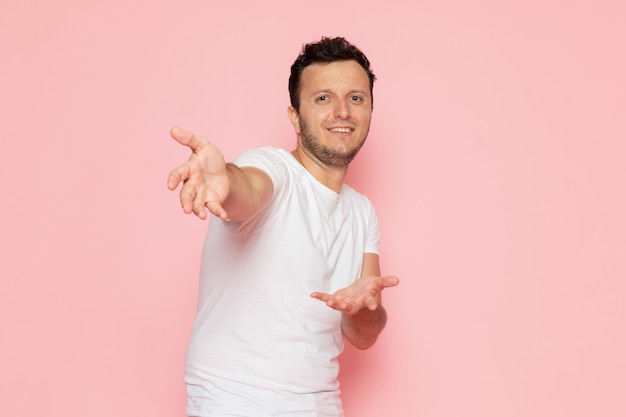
[287,106,301,134]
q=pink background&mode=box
[1,1,625,416]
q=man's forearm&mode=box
[341,304,388,350]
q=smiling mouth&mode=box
[328,127,353,133]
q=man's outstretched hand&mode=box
[311,275,400,314]
[167,127,230,220]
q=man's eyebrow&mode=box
[348,89,369,95]
[309,88,369,96]
[309,88,332,95]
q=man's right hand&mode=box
[167,127,230,220]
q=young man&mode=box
[168,36,399,417]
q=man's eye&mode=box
[350,96,363,102]
[317,96,328,102]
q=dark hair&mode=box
[288,36,376,111]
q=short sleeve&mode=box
[233,147,288,194]
[364,198,380,255]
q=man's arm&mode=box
[311,253,399,350]
[167,127,273,222]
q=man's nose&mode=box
[334,99,351,119]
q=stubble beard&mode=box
[299,115,369,168]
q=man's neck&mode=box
[291,147,347,193]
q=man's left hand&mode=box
[311,275,399,314]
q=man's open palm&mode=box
[311,275,399,314]
[167,127,230,220]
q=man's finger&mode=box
[170,126,208,152]
[381,275,400,288]
[311,292,331,302]
[167,164,190,190]
[206,201,228,220]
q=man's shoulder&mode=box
[341,184,376,210]
[234,147,298,187]
[235,147,291,164]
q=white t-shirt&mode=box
[185,147,380,417]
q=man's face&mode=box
[289,60,373,168]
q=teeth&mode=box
[330,127,351,133]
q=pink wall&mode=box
[1,1,625,416]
